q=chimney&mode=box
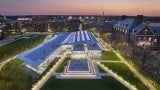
[122,15,127,20]
[136,15,144,25]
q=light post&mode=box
[154,71,157,85]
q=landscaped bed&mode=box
[56,57,70,73]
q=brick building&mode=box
[113,15,160,48]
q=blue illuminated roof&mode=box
[18,30,102,68]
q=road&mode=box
[32,53,67,90]
[96,35,156,90]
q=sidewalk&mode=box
[0,55,17,71]
[32,53,67,90]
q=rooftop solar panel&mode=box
[85,30,90,40]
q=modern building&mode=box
[18,30,102,74]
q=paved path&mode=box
[32,53,67,90]
[0,55,17,71]
[96,35,156,90]
[95,60,122,63]
[0,36,17,47]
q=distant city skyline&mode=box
[0,0,160,16]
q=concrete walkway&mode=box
[0,55,17,71]
[32,53,67,90]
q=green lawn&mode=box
[56,58,70,73]
[41,76,129,90]
[0,35,46,62]
[101,62,149,90]
[0,59,35,90]
[102,51,120,60]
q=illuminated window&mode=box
[154,38,157,42]
[144,29,148,34]
[149,37,152,41]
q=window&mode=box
[154,38,157,42]
[143,37,147,41]
[126,24,128,27]
[149,37,151,41]
[138,37,141,41]
[125,30,128,34]
[144,29,148,34]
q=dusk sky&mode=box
[0,0,160,16]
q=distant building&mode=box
[0,15,5,39]
[0,26,5,39]
[0,15,4,26]
[113,17,135,43]
[130,24,155,47]
[148,23,160,48]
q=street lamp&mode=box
[154,71,157,83]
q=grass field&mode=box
[101,62,149,90]
[0,35,46,62]
[102,51,120,61]
[56,58,70,73]
[41,76,129,90]
[0,59,35,90]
